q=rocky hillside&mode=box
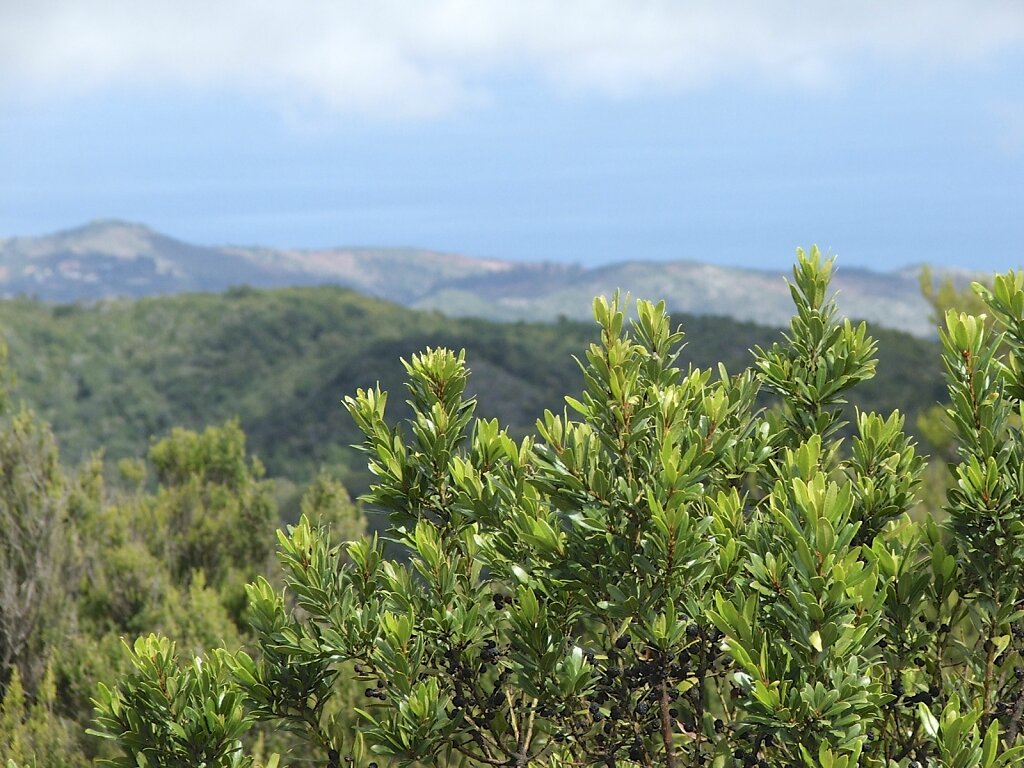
[0,219,951,335]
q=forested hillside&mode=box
[0,285,944,502]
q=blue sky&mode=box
[1,2,1023,271]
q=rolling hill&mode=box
[1,220,949,336]
[0,285,945,503]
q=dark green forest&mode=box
[0,286,944,504]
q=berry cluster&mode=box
[539,621,746,764]
[438,637,513,727]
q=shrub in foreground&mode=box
[92,249,1024,767]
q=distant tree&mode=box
[0,320,348,766]
[298,470,366,546]
[0,406,75,696]
[145,420,278,623]
[0,342,93,767]
[1,664,85,768]
[920,265,992,329]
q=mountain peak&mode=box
[22,220,163,264]
[56,219,157,239]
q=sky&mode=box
[1,1,1023,272]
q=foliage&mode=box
[89,635,256,768]
[86,248,1024,767]
[916,266,995,462]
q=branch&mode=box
[1008,689,1024,746]
[659,678,678,768]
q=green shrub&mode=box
[93,250,1024,767]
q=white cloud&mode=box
[2,1,1023,118]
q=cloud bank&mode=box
[3,1,1024,117]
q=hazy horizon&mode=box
[0,216,982,277]
[2,3,1022,273]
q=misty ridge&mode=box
[0,219,975,337]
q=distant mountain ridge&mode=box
[0,219,954,336]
